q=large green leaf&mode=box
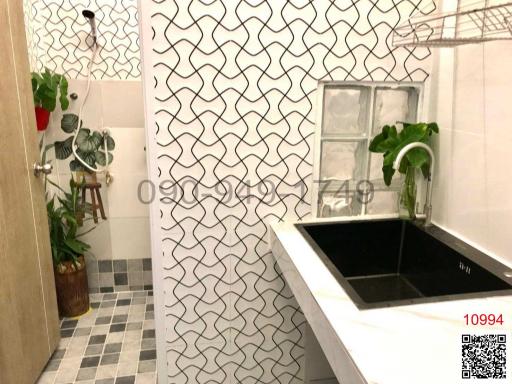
[100,135,115,151]
[31,76,39,94]
[54,136,73,160]
[76,129,102,152]
[375,126,400,153]
[64,238,90,254]
[382,164,395,186]
[38,84,57,111]
[406,147,430,168]
[369,121,439,186]
[61,113,79,133]
[32,68,69,113]
[95,150,113,166]
[368,125,390,152]
[398,123,429,142]
[69,159,85,172]
[76,148,97,167]
[427,122,439,134]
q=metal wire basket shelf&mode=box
[393,1,512,47]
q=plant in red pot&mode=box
[31,68,69,131]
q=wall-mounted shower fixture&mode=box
[82,9,97,46]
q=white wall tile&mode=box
[482,41,512,260]
[110,217,151,260]
[107,127,147,174]
[71,80,105,130]
[452,45,485,134]
[81,221,113,261]
[101,81,145,127]
[431,39,512,264]
[446,130,489,244]
[106,173,150,219]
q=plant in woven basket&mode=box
[45,176,96,317]
[46,177,94,272]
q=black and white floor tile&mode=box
[36,291,156,384]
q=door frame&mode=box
[137,1,167,382]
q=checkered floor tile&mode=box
[36,291,157,384]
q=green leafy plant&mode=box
[369,122,439,218]
[46,177,94,271]
[47,113,115,172]
[31,68,69,112]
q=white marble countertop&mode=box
[270,215,512,384]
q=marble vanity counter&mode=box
[270,216,512,384]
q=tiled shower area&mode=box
[37,291,156,384]
[23,1,156,383]
[23,0,151,292]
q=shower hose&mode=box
[71,38,113,185]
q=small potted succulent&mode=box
[369,122,439,219]
[31,68,69,131]
[46,177,94,317]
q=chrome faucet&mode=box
[393,142,435,226]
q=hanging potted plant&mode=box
[31,68,69,131]
[46,177,95,317]
[369,122,438,219]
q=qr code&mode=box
[462,334,506,379]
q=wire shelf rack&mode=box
[393,1,512,47]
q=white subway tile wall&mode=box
[431,41,512,264]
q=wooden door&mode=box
[0,1,60,383]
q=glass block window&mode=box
[313,83,422,218]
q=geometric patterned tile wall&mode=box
[23,0,40,71]
[26,0,140,79]
[148,1,435,383]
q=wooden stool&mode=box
[82,182,107,223]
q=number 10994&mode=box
[464,314,503,326]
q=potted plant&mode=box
[369,122,438,219]
[53,113,115,181]
[46,177,94,317]
[31,68,69,131]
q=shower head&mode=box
[82,9,97,45]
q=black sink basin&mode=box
[297,219,512,309]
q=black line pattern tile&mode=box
[149,0,435,383]
[27,0,140,79]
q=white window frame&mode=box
[312,81,428,218]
